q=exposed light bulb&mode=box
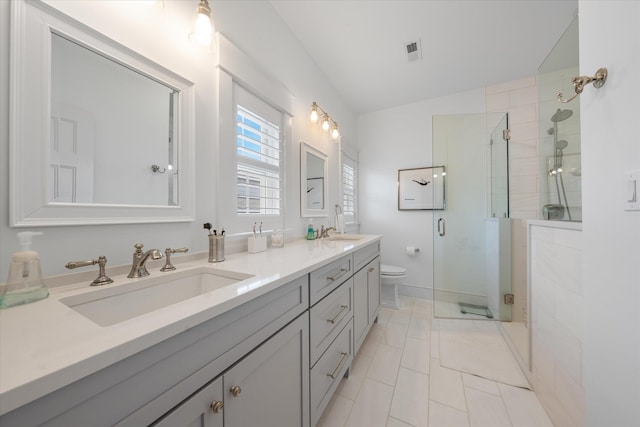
[321,114,330,132]
[167,164,173,171]
[189,0,213,47]
[331,123,340,140]
[441,172,447,176]
[310,103,319,122]
[557,168,563,173]
[433,174,438,178]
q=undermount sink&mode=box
[328,234,366,241]
[60,267,254,326]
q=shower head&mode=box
[555,140,569,150]
[551,108,573,122]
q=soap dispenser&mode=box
[0,232,49,309]
[306,220,315,240]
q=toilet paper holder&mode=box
[406,246,420,256]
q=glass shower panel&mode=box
[490,114,509,219]
[432,113,511,321]
[537,17,581,221]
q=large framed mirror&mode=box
[9,0,195,226]
[300,142,328,218]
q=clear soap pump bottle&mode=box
[0,232,49,309]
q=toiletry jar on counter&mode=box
[248,236,267,253]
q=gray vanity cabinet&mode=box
[223,312,309,427]
[151,313,309,427]
[152,377,224,427]
[0,241,382,427]
[367,259,381,325]
[308,241,381,426]
[0,276,308,427]
[353,242,381,354]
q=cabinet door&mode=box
[353,267,368,352]
[224,313,310,427]
[367,257,381,325]
[151,377,223,427]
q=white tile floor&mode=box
[316,297,553,427]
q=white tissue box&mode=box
[248,236,267,253]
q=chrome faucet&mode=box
[319,226,336,239]
[65,255,113,286]
[127,243,163,278]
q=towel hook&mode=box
[557,67,608,103]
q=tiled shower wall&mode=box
[529,222,584,427]
[486,76,539,324]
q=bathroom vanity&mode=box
[0,236,381,427]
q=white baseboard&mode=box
[398,284,433,300]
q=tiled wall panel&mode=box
[529,223,584,427]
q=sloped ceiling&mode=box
[270,0,578,113]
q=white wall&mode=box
[0,0,355,279]
[579,1,640,425]
[357,89,485,295]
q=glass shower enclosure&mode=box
[432,113,511,321]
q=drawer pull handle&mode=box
[230,385,242,397]
[210,400,224,414]
[368,267,374,272]
[327,352,349,379]
[327,305,349,324]
[327,268,348,282]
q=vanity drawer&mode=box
[309,255,353,306]
[354,241,380,272]
[310,278,353,366]
[310,321,353,427]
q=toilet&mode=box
[380,264,406,310]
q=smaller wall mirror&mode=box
[301,142,328,217]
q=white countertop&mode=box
[0,235,381,416]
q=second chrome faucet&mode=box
[127,243,163,278]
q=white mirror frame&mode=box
[301,142,328,218]
[9,0,195,227]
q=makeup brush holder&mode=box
[208,235,225,263]
[248,236,267,253]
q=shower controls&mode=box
[625,170,640,211]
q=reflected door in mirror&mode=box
[50,32,178,207]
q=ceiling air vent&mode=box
[405,39,422,62]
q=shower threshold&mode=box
[459,302,494,319]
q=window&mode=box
[236,99,282,216]
[216,35,293,233]
[342,152,357,223]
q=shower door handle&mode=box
[438,218,446,237]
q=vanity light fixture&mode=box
[331,123,340,140]
[309,102,340,140]
[321,113,330,132]
[310,102,319,123]
[189,0,214,48]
